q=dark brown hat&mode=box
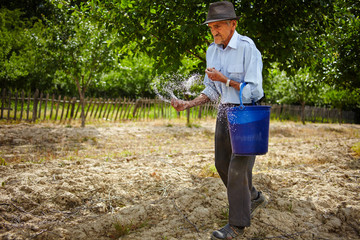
[203,1,240,24]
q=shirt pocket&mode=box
[227,64,244,81]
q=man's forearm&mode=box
[187,94,211,108]
[171,94,211,112]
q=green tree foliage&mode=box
[0,8,55,91]
[235,0,334,75]
[322,87,360,111]
[95,0,337,75]
[0,0,55,21]
[45,1,117,126]
[94,0,359,111]
[319,0,360,90]
[266,67,322,123]
[321,86,360,123]
[93,0,209,73]
[0,0,358,114]
[93,54,155,98]
[0,8,32,85]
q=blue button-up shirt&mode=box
[202,31,264,104]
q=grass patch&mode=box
[218,206,229,226]
[351,142,360,156]
[202,128,214,139]
[0,157,7,166]
[111,220,148,238]
[119,150,134,157]
[199,163,219,178]
[186,122,201,128]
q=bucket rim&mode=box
[227,105,271,112]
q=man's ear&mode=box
[232,20,237,28]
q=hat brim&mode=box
[202,16,240,25]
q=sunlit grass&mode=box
[352,142,360,156]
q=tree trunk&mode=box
[74,76,87,128]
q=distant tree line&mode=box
[1,0,359,116]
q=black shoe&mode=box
[251,191,268,218]
[211,224,244,240]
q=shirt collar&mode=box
[216,30,239,50]
[227,30,238,49]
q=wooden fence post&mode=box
[50,94,55,120]
[186,108,190,125]
[106,98,113,120]
[60,96,66,122]
[85,98,93,119]
[70,97,77,121]
[138,100,143,120]
[141,99,145,119]
[125,99,132,119]
[0,89,5,119]
[20,90,25,120]
[204,103,209,119]
[55,95,61,121]
[13,90,18,120]
[82,97,88,123]
[44,93,49,120]
[74,97,81,119]
[32,89,39,122]
[90,98,97,118]
[65,97,71,121]
[112,98,119,121]
[133,99,139,118]
[118,97,126,120]
[38,92,43,118]
[198,106,202,119]
[103,98,109,119]
[147,99,151,120]
[94,98,101,118]
[153,100,157,119]
[7,90,12,120]
[26,91,31,121]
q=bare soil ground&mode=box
[0,119,359,240]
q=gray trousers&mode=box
[215,104,258,227]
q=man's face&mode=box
[208,20,237,47]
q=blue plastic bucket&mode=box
[227,83,271,155]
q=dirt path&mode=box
[0,120,359,240]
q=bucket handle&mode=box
[239,82,255,109]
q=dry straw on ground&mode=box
[0,120,359,239]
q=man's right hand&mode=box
[171,94,211,112]
[171,99,189,112]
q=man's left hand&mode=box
[205,67,226,83]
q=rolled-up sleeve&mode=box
[201,75,220,102]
